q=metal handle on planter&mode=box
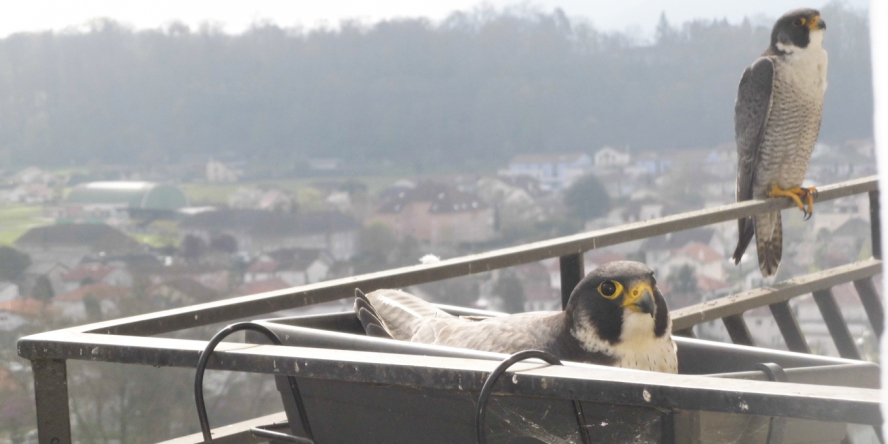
[194,322,315,443]
[475,350,592,444]
[754,363,786,444]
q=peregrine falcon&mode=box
[354,261,677,373]
[732,8,828,278]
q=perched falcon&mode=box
[354,261,677,373]
[732,8,828,278]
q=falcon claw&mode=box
[769,185,817,219]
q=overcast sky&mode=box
[0,0,869,38]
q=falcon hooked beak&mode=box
[621,282,655,316]
[806,15,826,30]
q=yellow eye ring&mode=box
[793,18,806,27]
[598,280,624,299]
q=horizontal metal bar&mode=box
[671,258,882,331]
[15,332,883,425]
[156,412,289,444]
[27,176,873,339]
[813,289,862,360]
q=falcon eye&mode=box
[598,280,623,299]
[793,18,805,27]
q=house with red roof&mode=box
[61,263,132,292]
[54,283,128,321]
[372,182,494,245]
[241,277,291,295]
[150,277,220,308]
[661,242,726,282]
[0,299,46,331]
[244,248,333,287]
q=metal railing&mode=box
[17,175,883,444]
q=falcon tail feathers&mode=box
[754,211,782,278]
[354,288,393,339]
[732,217,755,265]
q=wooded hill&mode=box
[0,3,871,169]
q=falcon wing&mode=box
[735,57,774,203]
[359,289,455,340]
[732,57,774,263]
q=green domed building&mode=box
[67,182,189,211]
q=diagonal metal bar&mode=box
[722,315,754,346]
[853,278,884,338]
[671,259,882,331]
[34,176,873,338]
[673,328,696,338]
[768,301,811,353]
[812,289,862,360]
[870,190,881,260]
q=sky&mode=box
[0,0,870,38]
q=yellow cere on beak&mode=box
[808,16,822,30]
[621,282,655,315]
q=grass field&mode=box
[0,204,52,245]
[180,176,408,208]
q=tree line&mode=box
[0,3,870,170]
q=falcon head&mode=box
[770,8,826,54]
[565,261,670,346]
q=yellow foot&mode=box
[769,185,817,220]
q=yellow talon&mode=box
[770,185,806,212]
[804,186,817,218]
[769,185,816,220]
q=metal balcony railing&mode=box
[17,175,883,444]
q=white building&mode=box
[0,282,19,302]
[504,153,592,191]
[206,158,242,183]
[594,146,631,168]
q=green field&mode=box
[180,176,411,208]
[0,204,52,245]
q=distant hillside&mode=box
[0,3,870,168]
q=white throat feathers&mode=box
[570,308,677,373]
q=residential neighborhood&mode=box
[0,140,878,356]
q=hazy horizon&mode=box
[2,0,870,40]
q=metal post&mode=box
[722,315,755,346]
[32,359,72,444]
[853,278,884,338]
[560,253,585,309]
[870,190,881,259]
[769,301,811,353]
[812,289,862,360]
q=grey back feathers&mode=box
[353,260,678,373]
[732,47,782,277]
[354,288,563,354]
